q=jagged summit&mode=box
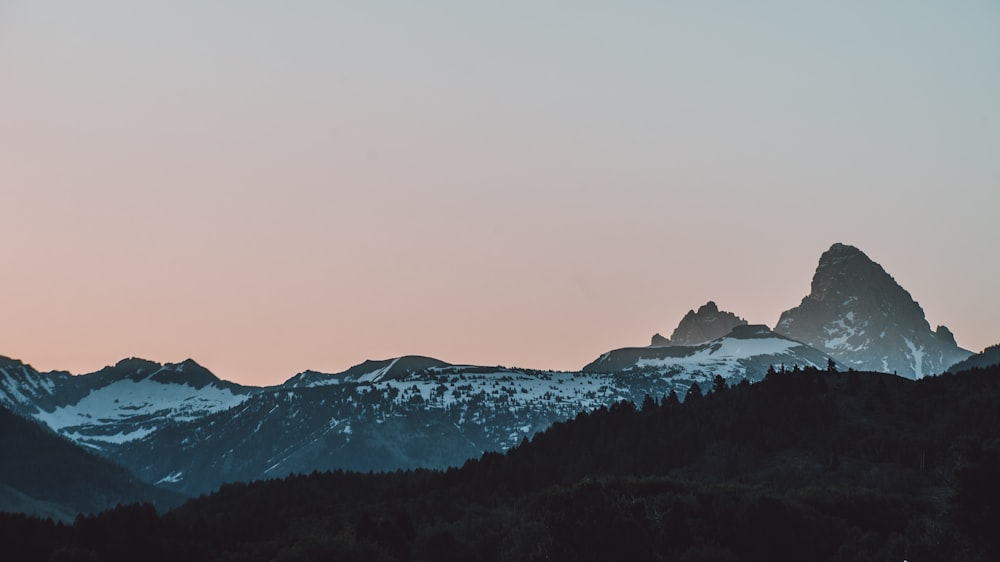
[776,243,971,378]
[652,301,748,347]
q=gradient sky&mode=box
[2,1,998,386]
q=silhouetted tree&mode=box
[684,383,703,402]
[641,394,657,413]
[765,365,778,380]
[712,375,728,394]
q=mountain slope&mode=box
[0,483,78,522]
[111,331,843,496]
[0,358,255,452]
[109,362,635,495]
[584,324,830,387]
[0,324,839,498]
[0,405,181,518]
[947,343,1000,373]
[776,243,971,378]
[0,357,68,417]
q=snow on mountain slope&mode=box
[0,357,68,415]
[112,363,639,495]
[34,376,250,446]
[583,325,829,385]
[0,357,254,451]
[110,332,842,496]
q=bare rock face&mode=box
[650,333,671,347]
[775,243,971,378]
[666,301,748,346]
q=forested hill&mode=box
[6,365,1000,561]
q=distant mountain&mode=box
[776,243,972,378]
[0,405,180,519]
[0,356,68,417]
[2,354,649,496]
[108,361,638,495]
[586,324,829,389]
[25,364,996,562]
[653,301,748,347]
[947,343,1000,373]
[283,355,450,387]
[14,341,837,496]
[0,356,255,453]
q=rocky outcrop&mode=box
[666,301,748,346]
[650,333,671,347]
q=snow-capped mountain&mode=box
[110,363,642,495]
[0,356,68,416]
[4,334,817,495]
[585,324,830,387]
[0,357,255,452]
[108,324,843,495]
[776,243,972,378]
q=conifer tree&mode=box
[684,383,703,402]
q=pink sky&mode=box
[2,2,998,385]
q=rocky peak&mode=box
[663,301,748,346]
[650,333,671,347]
[776,243,971,378]
[935,325,957,347]
[804,245,923,327]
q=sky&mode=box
[1,1,998,386]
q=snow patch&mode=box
[156,471,184,485]
[32,378,249,444]
[903,337,926,378]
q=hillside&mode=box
[0,405,182,519]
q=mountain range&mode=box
[0,243,991,506]
[8,363,1000,561]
